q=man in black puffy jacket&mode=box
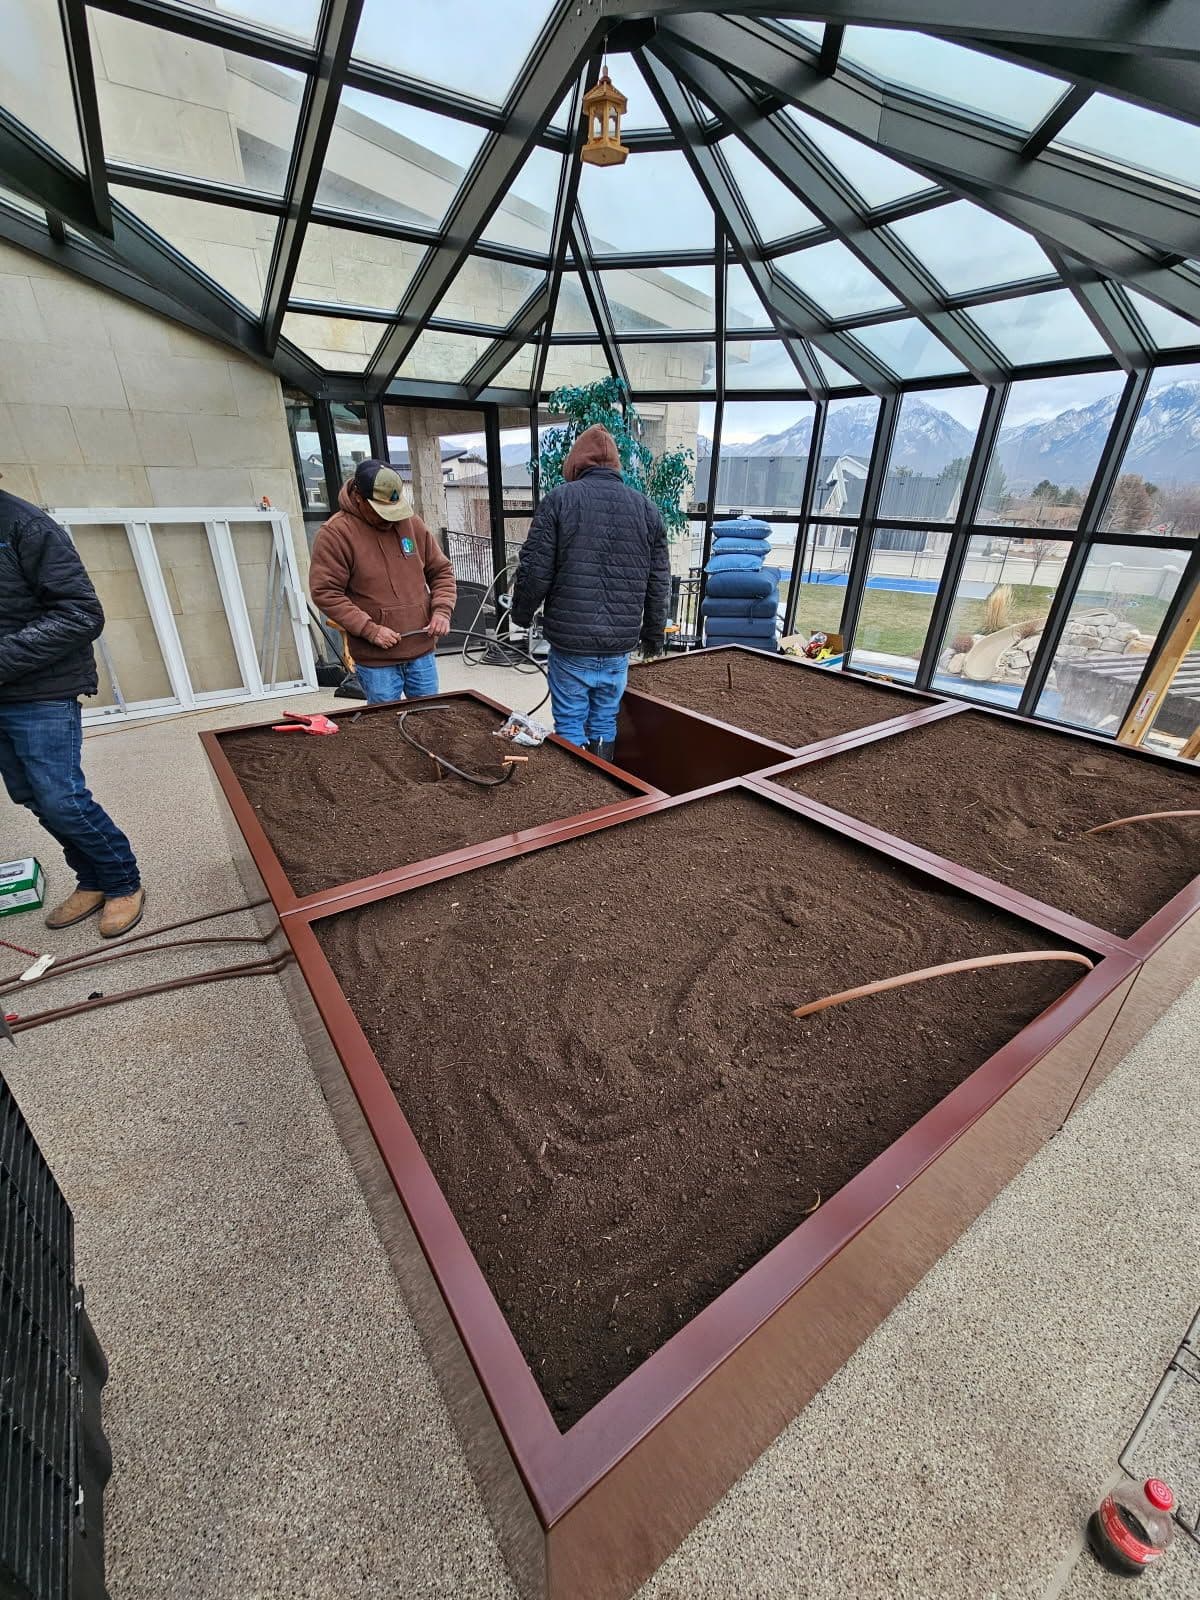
[511,424,670,759]
[0,485,144,938]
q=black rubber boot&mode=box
[591,739,616,763]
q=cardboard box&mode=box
[0,858,45,917]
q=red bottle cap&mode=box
[1145,1479,1174,1511]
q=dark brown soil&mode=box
[782,711,1200,937]
[628,650,930,748]
[315,790,1084,1430]
[218,700,631,897]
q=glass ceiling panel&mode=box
[716,138,819,242]
[3,0,82,168]
[777,240,901,318]
[885,202,1055,295]
[292,224,423,312]
[726,340,807,390]
[783,110,937,209]
[398,329,495,384]
[180,0,322,41]
[552,275,600,337]
[841,27,1066,132]
[579,150,712,253]
[353,1,555,105]
[91,12,302,192]
[601,266,714,333]
[607,54,667,131]
[1126,291,1200,352]
[967,290,1108,365]
[112,186,276,314]
[852,318,965,380]
[1055,95,1200,197]
[481,144,564,252]
[814,350,860,388]
[320,88,484,226]
[623,342,716,393]
[281,313,378,371]
[491,343,536,393]
[0,181,44,222]
[774,20,824,46]
[434,257,546,328]
[542,343,613,392]
[726,264,774,332]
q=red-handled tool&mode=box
[271,711,339,735]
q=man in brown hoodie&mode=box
[309,459,456,704]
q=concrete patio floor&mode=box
[2,660,1197,1600]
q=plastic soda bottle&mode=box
[1087,1478,1176,1576]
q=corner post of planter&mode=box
[914,380,1009,691]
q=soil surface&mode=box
[629,651,931,748]
[219,700,631,897]
[316,790,1084,1430]
[782,711,1200,937]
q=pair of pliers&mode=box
[271,711,339,735]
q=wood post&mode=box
[1116,589,1200,748]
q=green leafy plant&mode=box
[533,376,695,537]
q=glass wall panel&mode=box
[292,223,423,311]
[92,13,302,190]
[320,89,484,226]
[725,340,806,390]
[481,144,564,252]
[879,386,986,522]
[716,138,819,241]
[853,319,964,379]
[397,329,495,383]
[1107,364,1200,536]
[886,202,1054,294]
[353,0,555,104]
[725,264,773,332]
[713,400,815,515]
[622,342,715,392]
[968,290,1108,366]
[284,393,328,512]
[981,370,1127,530]
[777,240,901,318]
[790,523,856,643]
[113,188,276,313]
[841,28,1066,130]
[1056,95,1200,197]
[281,313,378,370]
[1036,543,1189,732]
[331,402,370,485]
[784,109,938,208]
[848,528,951,680]
[816,395,881,516]
[601,266,714,332]
[579,150,713,253]
[2,0,83,167]
[932,533,1070,707]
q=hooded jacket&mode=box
[0,489,104,703]
[309,481,456,665]
[510,425,670,655]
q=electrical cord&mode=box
[457,564,551,714]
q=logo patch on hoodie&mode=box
[400,536,416,556]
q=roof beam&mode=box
[654,40,1008,383]
[365,2,610,397]
[660,16,1200,284]
[532,69,592,398]
[980,43,1200,130]
[261,0,365,353]
[640,53,893,398]
[57,0,111,236]
[1021,86,1092,160]
[571,215,632,392]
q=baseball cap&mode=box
[353,458,414,521]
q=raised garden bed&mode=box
[274,783,1135,1600]
[205,690,659,909]
[766,707,1200,1100]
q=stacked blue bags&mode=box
[701,516,780,653]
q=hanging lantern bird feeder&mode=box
[581,66,629,167]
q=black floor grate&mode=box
[1,1073,76,1600]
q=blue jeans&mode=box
[547,648,629,746]
[357,653,440,705]
[0,699,140,898]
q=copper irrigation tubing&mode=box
[8,952,293,1034]
[790,950,1095,1021]
[1084,808,1200,836]
[0,935,269,998]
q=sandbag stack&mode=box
[700,517,780,653]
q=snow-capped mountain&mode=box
[725,397,976,475]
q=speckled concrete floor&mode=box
[2,665,1197,1600]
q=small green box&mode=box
[0,858,45,917]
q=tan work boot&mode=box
[99,888,146,940]
[45,888,105,929]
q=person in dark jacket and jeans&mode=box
[511,425,670,758]
[0,485,144,938]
